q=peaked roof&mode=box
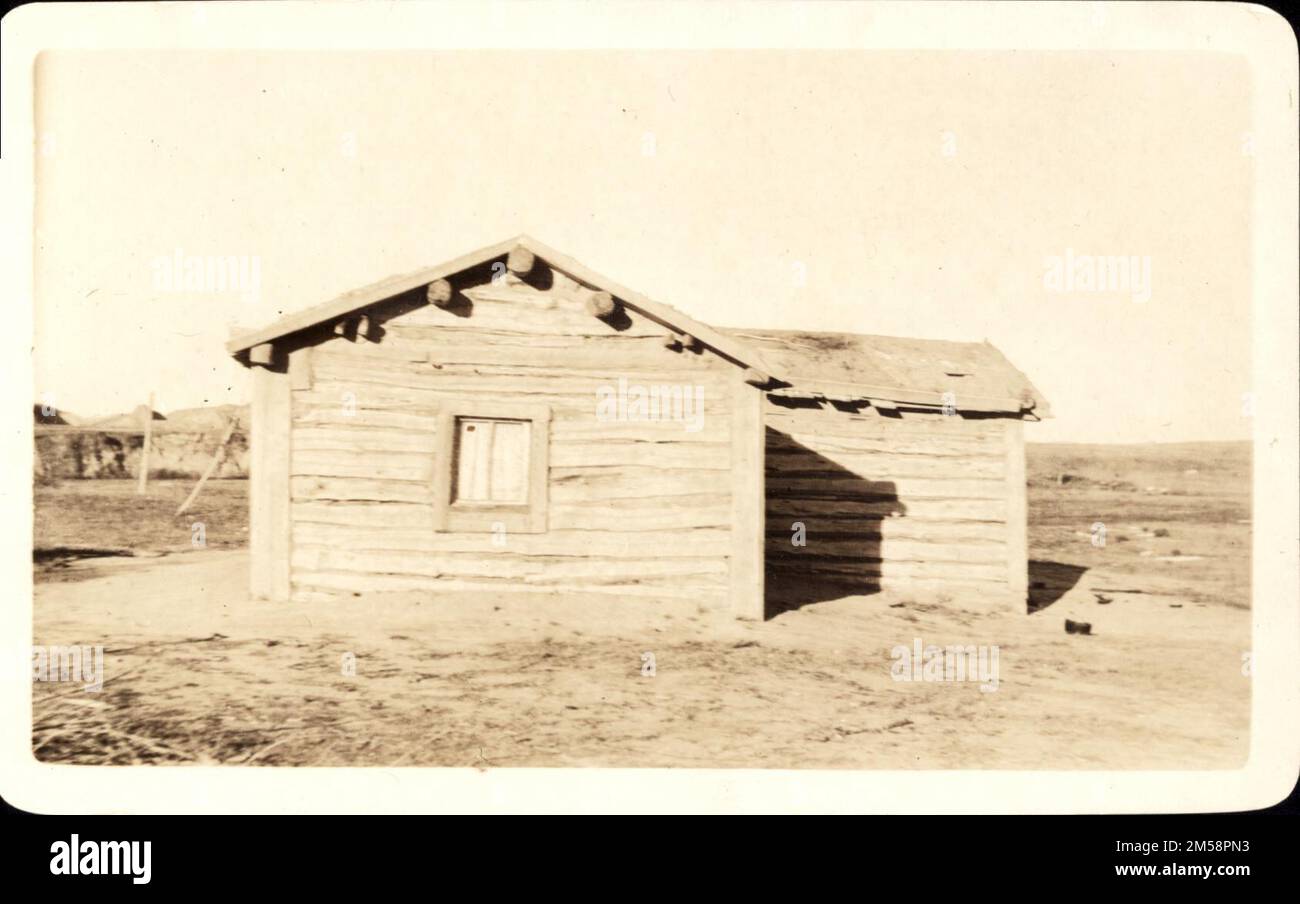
[228,235,1047,417]
[226,234,767,375]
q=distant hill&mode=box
[36,402,249,434]
[33,404,97,426]
[1028,441,1250,475]
[88,405,167,430]
[163,404,248,431]
[34,404,68,426]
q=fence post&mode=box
[136,392,155,494]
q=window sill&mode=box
[443,504,545,534]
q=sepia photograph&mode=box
[3,0,1297,827]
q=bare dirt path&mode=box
[33,549,1249,769]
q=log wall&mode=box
[284,268,737,608]
[763,397,1025,609]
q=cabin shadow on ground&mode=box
[1026,560,1089,613]
[764,426,904,618]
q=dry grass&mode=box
[1027,441,1250,609]
[34,479,247,581]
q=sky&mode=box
[33,49,1253,443]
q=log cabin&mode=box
[227,235,1049,618]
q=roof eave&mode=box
[225,234,780,384]
[225,234,526,357]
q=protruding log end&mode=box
[742,368,772,388]
[662,333,683,351]
[427,278,454,308]
[249,343,275,366]
[506,246,535,277]
[333,319,358,341]
[586,290,617,319]
[682,334,702,352]
[356,314,382,341]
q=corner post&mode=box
[730,374,766,619]
[249,349,292,602]
[1004,417,1028,612]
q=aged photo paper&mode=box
[2,1,1297,814]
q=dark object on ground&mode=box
[1065,619,1092,635]
[34,545,134,563]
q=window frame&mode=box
[431,402,551,533]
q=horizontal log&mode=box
[765,538,1006,565]
[292,570,728,601]
[292,425,437,454]
[549,443,730,470]
[764,517,1006,543]
[766,556,1008,583]
[297,424,732,461]
[765,409,1007,440]
[425,364,735,391]
[316,344,733,385]
[291,472,729,507]
[462,282,571,307]
[291,546,727,581]
[766,476,1007,501]
[293,405,440,432]
[386,324,669,348]
[295,494,729,523]
[291,449,431,481]
[765,451,1004,480]
[397,297,661,338]
[766,430,1005,458]
[765,573,1013,602]
[295,387,705,419]
[293,501,437,529]
[549,469,725,499]
[291,518,731,557]
[292,476,431,503]
[765,496,1005,522]
[419,342,721,373]
[303,373,733,414]
[548,504,731,531]
[549,465,729,490]
[550,419,732,443]
[289,590,340,604]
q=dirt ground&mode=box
[31,442,1251,769]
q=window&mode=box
[453,418,531,504]
[432,403,550,533]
